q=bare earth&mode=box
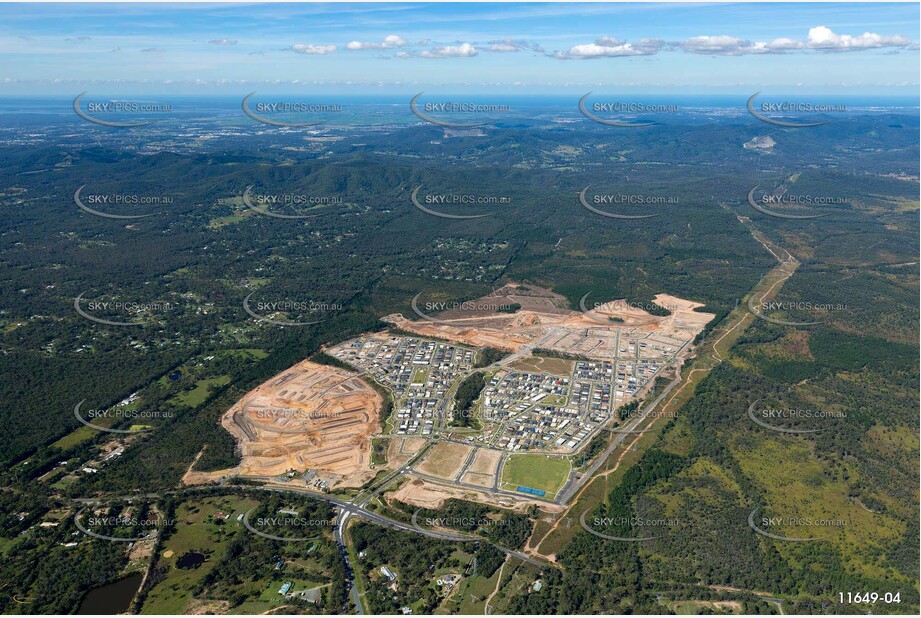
[189,360,380,488]
[391,477,561,514]
[387,436,427,468]
[460,448,503,487]
[388,284,714,361]
[469,448,502,475]
[416,442,473,480]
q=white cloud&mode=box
[208,39,237,46]
[382,34,407,47]
[555,26,911,60]
[806,26,910,51]
[676,27,910,56]
[677,35,776,55]
[595,36,624,48]
[764,37,804,51]
[556,43,642,59]
[346,34,406,50]
[140,47,165,53]
[633,38,667,54]
[553,36,664,59]
[417,42,478,58]
[289,43,336,55]
[677,35,753,55]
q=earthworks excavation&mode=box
[214,360,381,487]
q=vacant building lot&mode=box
[508,356,574,376]
[387,436,427,464]
[460,447,503,488]
[416,441,474,480]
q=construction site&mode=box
[389,284,713,361]
[209,359,381,488]
[206,284,712,507]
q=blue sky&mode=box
[0,2,918,94]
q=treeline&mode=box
[392,498,533,550]
[616,400,641,422]
[452,372,486,428]
[475,346,510,368]
[577,433,607,466]
[532,348,591,362]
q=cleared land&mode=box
[467,448,502,476]
[197,360,381,488]
[415,442,474,480]
[508,356,574,376]
[387,284,713,363]
[391,477,555,513]
[671,600,743,614]
[460,448,503,488]
[387,436,427,466]
[434,283,572,319]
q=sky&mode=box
[0,2,918,95]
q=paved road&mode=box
[492,451,507,491]
[353,438,435,507]
[406,511,549,569]
[556,362,683,504]
[333,511,362,615]
[453,447,478,482]
[271,483,554,570]
[75,483,487,545]
[349,325,686,509]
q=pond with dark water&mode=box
[77,572,142,615]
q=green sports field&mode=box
[500,454,571,499]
